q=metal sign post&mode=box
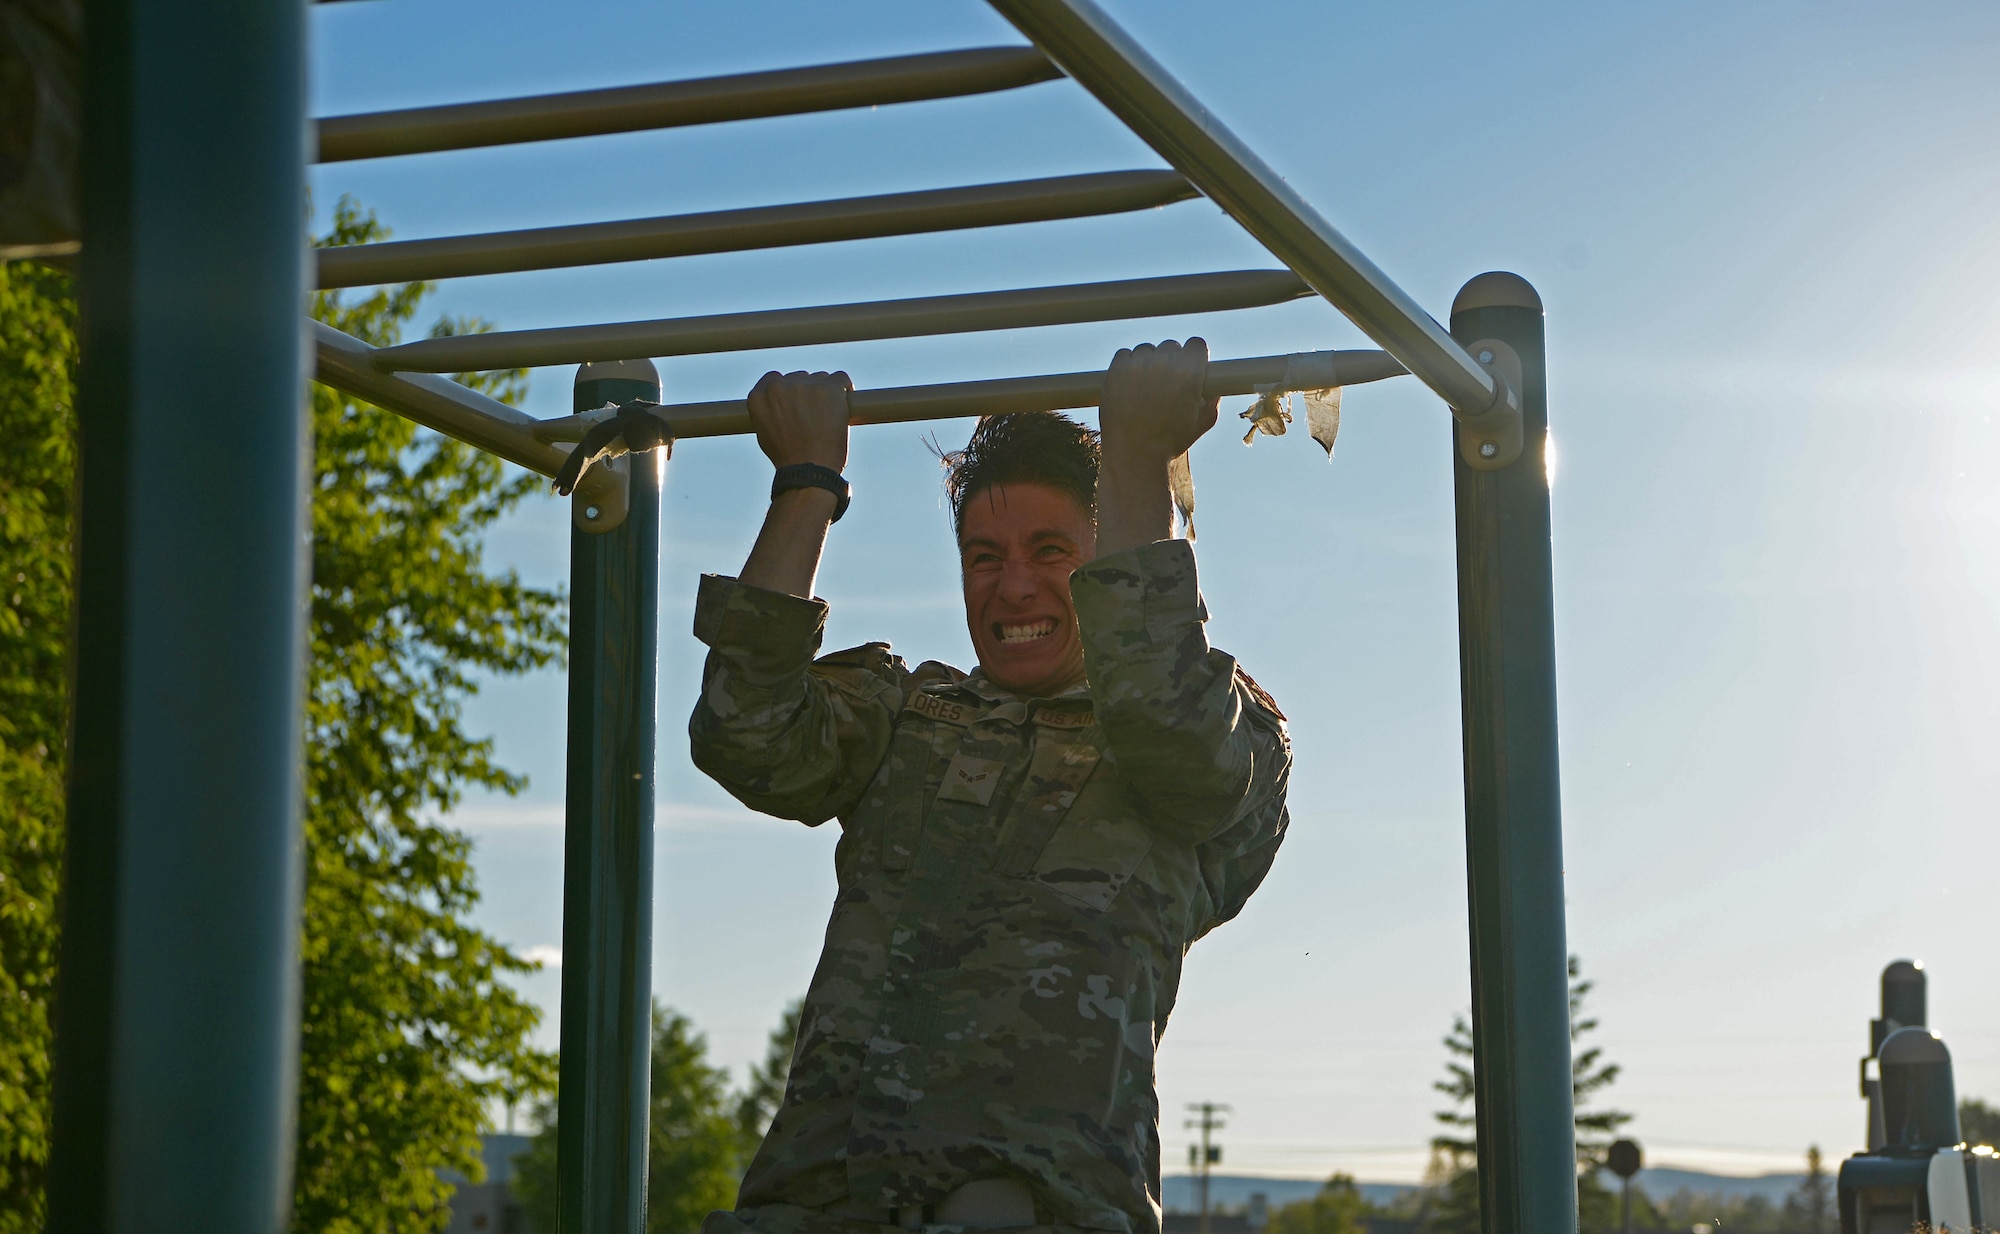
[557,360,664,1234]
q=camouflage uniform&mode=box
[690,539,1291,1234]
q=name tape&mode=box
[902,692,1095,730]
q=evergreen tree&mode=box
[1425,956,1632,1234]
[1779,1145,1831,1234]
[1569,956,1632,1170]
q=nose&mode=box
[996,556,1043,606]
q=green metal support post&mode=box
[558,359,664,1234]
[1448,272,1576,1234]
[48,0,309,1230]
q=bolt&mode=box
[1479,441,1498,459]
[1477,349,1495,364]
[585,505,601,519]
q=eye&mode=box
[1036,544,1072,560]
[965,550,1002,571]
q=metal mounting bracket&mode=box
[1455,338,1524,471]
[571,453,631,532]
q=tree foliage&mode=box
[1425,955,1632,1234]
[0,258,77,1234]
[292,197,561,1233]
[0,200,562,1232]
[1265,1173,1375,1234]
[514,1005,747,1234]
[1962,1097,2000,1149]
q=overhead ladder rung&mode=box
[314,45,1062,162]
[314,171,1197,288]
[365,269,1313,373]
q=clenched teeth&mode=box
[999,620,1056,645]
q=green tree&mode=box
[0,258,77,1234]
[291,196,561,1233]
[1426,956,1633,1234]
[1961,1097,2000,1149]
[0,201,561,1232]
[515,1005,746,1234]
[733,999,802,1162]
[1266,1173,1375,1234]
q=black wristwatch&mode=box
[771,462,852,523]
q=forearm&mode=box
[1094,452,1175,557]
[738,487,840,598]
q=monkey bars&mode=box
[55,2,1574,1233]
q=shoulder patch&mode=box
[1234,664,1287,722]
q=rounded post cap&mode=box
[1883,959,1925,985]
[1452,271,1543,315]
[574,357,661,386]
[1879,1027,1950,1066]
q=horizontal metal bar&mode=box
[313,322,628,524]
[314,46,1060,162]
[986,0,1508,419]
[314,321,565,473]
[314,170,1195,288]
[368,269,1313,373]
[537,348,1408,442]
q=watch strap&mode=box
[771,462,851,523]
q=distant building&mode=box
[443,1133,533,1234]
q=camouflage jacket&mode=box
[689,540,1291,1234]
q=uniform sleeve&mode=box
[1070,539,1292,847]
[687,573,905,826]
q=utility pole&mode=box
[1185,1103,1230,1234]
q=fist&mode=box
[1099,338,1217,462]
[747,369,852,474]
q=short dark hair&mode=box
[940,411,1100,536]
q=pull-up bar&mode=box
[314,46,1061,162]
[315,313,1405,486]
[545,347,1409,442]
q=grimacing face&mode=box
[958,482,1097,698]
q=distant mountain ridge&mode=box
[1161,1168,1810,1213]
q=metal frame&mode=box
[60,2,1575,1232]
[50,1,308,1232]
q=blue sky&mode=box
[309,0,2000,1183]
